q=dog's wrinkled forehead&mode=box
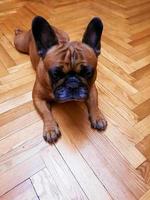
[32,16,103,60]
[44,41,97,70]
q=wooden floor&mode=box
[0,0,150,199]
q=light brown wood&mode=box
[31,168,65,200]
[31,148,89,200]
[0,0,150,199]
[140,189,150,200]
[0,179,38,200]
[0,155,44,196]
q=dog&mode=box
[14,16,107,144]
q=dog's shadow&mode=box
[52,101,92,147]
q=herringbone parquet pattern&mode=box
[0,0,150,199]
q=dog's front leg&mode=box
[33,95,61,143]
[86,84,107,131]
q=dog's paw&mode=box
[43,123,61,144]
[90,117,107,131]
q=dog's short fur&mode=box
[14,16,107,143]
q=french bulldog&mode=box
[14,16,107,143]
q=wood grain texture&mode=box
[0,179,38,200]
[0,155,44,196]
[31,168,65,200]
[140,189,150,200]
[40,148,89,200]
[0,0,150,199]
[136,135,150,185]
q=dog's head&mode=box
[32,16,103,102]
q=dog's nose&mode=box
[66,76,80,89]
[68,76,79,82]
[68,82,79,89]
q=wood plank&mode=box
[0,179,38,200]
[0,120,42,157]
[131,64,150,80]
[136,135,150,160]
[31,168,65,200]
[137,161,150,185]
[52,103,147,199]
[140,189,150,200]
[97,66,137,109]
[0,155,44,196]
[0,0,150,199]
[0,59,8,77]
[0,43,15,68]
[131,86,150,105]
[133,99,150,121]
[0,135,47,175]
[0,101,34,126]
[0,81,34,104]
[134,115,150,142]
[97,84,138,125]
[54,135,112,200]
[0,110,40,140]
[32,147,88,200]
[98,61,137,95]
[0,65,34,85]
[0,91,32,114]
[0,73,34,94]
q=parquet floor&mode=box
[0,0,150,199]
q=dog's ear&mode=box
[32,16,58,58]
[82,17,103,56]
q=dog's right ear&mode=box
[32,16,58,58]
[82,17,103,57]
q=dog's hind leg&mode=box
[14,29,31,54]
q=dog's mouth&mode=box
[54,85,89,102]
[52,74,89,102]
[54,86,88,102]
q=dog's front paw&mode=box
[43,123,61,144]
[89,116,107,131]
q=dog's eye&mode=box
[49,67,64,81]
[79,65,94,79]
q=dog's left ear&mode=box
[82,17,103,56]
[32,16,58,58]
